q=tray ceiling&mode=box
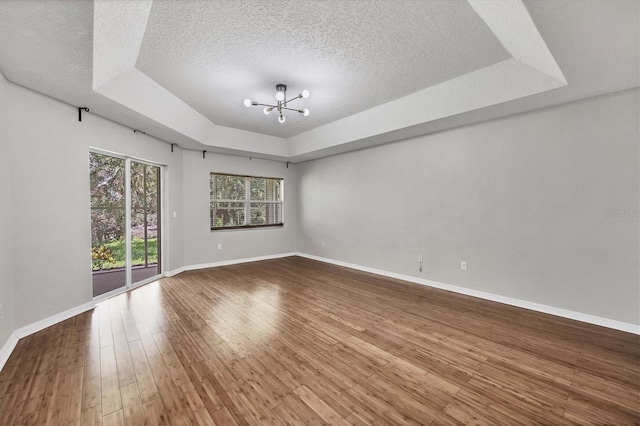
[136,0,510,138]
[0,0,637,162]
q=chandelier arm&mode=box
[254,103,277,108]
[281,107,304,113]
[282,94,302,107]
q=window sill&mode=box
[211,223,284,231]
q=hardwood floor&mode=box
[0,256,638,425]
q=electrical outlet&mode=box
[461,261,467,271]
[217,244,222,250]
[417,255,423,263]
[173,211,177,218]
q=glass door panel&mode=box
[90,153,126,297]
[130,161,161,285]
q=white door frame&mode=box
[90,149,166,300]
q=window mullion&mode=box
[244,177,251,226]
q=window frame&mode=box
[210,172,284,230]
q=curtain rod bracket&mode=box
[133,129,146,135]
[171,143,177,153]
[286,161,290,168]
[78,107,89,122]
[203,150,207,159]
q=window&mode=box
[210,173,284,230]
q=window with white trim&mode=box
[210,173,284,230]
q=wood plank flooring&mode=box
[0,256,638,425]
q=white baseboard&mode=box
[0,300,95,372]
[0,251,296,371]
[3,249,634,374]
[180,252,297,273]
[0,332,19,372]
[295,252,640,335]
[165,266,185,277]
[14,301,96,339]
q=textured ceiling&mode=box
[136,0,509,138]
[0,0,637,162]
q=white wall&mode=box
[1,69,637,358]
[0,74,298,355]
[0,73,16,348]
[181,150,297,268]
[1,76,184,330]
[296,88,640,325]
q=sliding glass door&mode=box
[90,152,162,298]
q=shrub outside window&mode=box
[210,173,284,230]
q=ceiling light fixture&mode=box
[244,84,310,124]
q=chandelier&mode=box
[244,84,310,124]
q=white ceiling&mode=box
[0,0,638,162]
